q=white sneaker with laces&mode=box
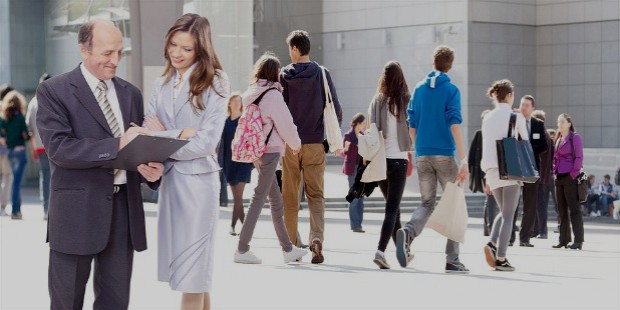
[283,246,309,263]
[590,211,597,217]
[234,250,262,264]
[596,211,601,217]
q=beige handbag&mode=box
[426,182,469,243]
[357,123,386,182]
[321,66,343,152]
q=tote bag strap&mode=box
[320,66,333,107]
[507,113,517,138]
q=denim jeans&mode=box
[39,152,51,214]
[403,156,460,263]
[599,194,618,215]
[8,147,27,215]
[347,166,365,230]
[377,159,407,252]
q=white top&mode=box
[480,103,529,190]
[385,111,408,160]
[80,63,127,185]
[173,63,197,101]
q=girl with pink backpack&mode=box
[232,52,308,264]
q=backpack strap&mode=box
[252,87,277,145]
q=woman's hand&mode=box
[179,128,197,140]
[144,115,166,131]
[485,183,493,196]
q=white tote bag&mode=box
[321,66,343,152]
[426,182,469,243]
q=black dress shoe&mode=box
[552,243,568,248]
[568,242,583,250]
[519,242,534,247]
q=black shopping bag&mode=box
[496,113,540,183]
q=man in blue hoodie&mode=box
[396,46,470,273]
[280,30,342,264]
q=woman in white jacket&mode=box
[481,79,529,272]
[144,14,228,310]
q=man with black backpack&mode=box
[280,30,343,264]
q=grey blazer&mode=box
[36,66,157,255]
[147,70,230,175]
[368,93,412,152]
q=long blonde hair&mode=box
[162,13,224,112]
[227,92,243,116]
[1,90,26,121]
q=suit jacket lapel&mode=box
[160,79,175,121]
[174,82,190,119]
[69,67,113,136]
[112,77,133,131]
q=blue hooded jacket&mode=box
[407,71,462,157]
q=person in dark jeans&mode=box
[517,95,548,247]
[367,61,412,270]
[0,91,30,220]
[552,113,584,250]
[343,113,366,233]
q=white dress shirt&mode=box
[80,63,127,185]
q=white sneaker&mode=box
[283,246,309,263]
[234,250,262,264]
[596,211,602,217]
[0,209,8,217]
[590,211,597,217]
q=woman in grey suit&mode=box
[144,14,229,310]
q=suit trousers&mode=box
[282,144,326,245]
[555,174,584,244]
[49,188,134,310]
[519,181,539,243]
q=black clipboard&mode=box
[103,135,189,171]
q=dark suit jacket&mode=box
[36,66,156,256]
[468,129,484,193]
[528,117,548,171]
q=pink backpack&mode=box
[231,88,276,163]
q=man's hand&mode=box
[334,149,343,157]
[456,163,469,183]
[120,127,150,149]
[138,162,164,182]
[292,147,301,155]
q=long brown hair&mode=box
[162,13,224,112]
[555,113,576,147]
[251,52,280,85]
[377,61,410,121]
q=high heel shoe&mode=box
[568,242,582,250]
[552,243,568,248]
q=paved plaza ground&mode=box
[1,166,619,309]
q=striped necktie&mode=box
[96,80,122,138]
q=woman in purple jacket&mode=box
[343,113,366,233]
[552,113,584,250]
